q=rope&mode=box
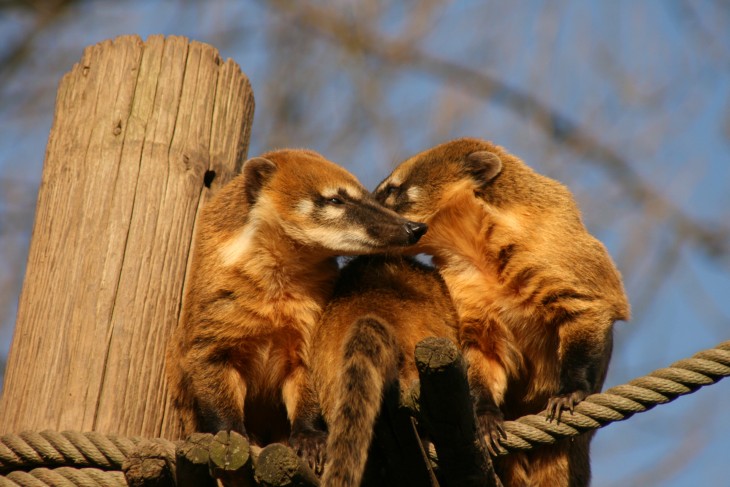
[0,431,175,474]
[494,340,730,455]
[0,467,126,487]
[0,340,727,481]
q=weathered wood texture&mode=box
[255,443,319,487]
[0,34,255,439]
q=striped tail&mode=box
[321,316,399,487]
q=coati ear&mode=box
[242,157,277,206]
[464,151,502,189]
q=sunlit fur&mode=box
[166,148,424,448]
[375,137,629,487]
[307,256,458,487]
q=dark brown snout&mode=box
[404,221,428,244]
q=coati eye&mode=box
[386,185,400,196]
[327,197,344,205]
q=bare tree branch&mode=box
[0,0,76,83]
[264,0,730,265]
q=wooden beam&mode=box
[415,337,502,487]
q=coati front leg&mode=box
[285,364,327,474]
[546,310,614,422]
[189,355,247,435]
[460,314,522,455]
[463,347,506,456]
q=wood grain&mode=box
[0,35,255,440]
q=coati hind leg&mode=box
[188,356,247,435]
[546,310,614,422]
[286,365,327,474]
[463,346,507,454]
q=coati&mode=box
[306,255,459,487]
[374,137,629,486]
[165,149,428,455]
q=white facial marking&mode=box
[406,185,422,202]
[322,205,346,220]
[298,225,376,253]
[343,184,362,199]
[338,228,378,252]
[296,199,314,216]
[321,184,363,201]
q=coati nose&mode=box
[404,222,428,244]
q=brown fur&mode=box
[308,255,458,487]
[374,138,629,486]
[166,149,427,448]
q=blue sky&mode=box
[1,2,728,485]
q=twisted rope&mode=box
[0,341,727,483]
[0,431,175,474]
[0,467,126,487]
[494,340,730,455]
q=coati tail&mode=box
[321,316,399,487]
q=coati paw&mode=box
[289,429,327,476]
[545,390,588,423]
[476,410,506,456]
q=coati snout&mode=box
[237,152,430,255]
[404,221,428,244]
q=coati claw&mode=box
[545,390,588,423]
[476,410,506,456]
[290,429,328,476]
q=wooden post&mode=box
[0,35,255,440]
[415,338,502,487]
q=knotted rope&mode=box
[0,340,728,485]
